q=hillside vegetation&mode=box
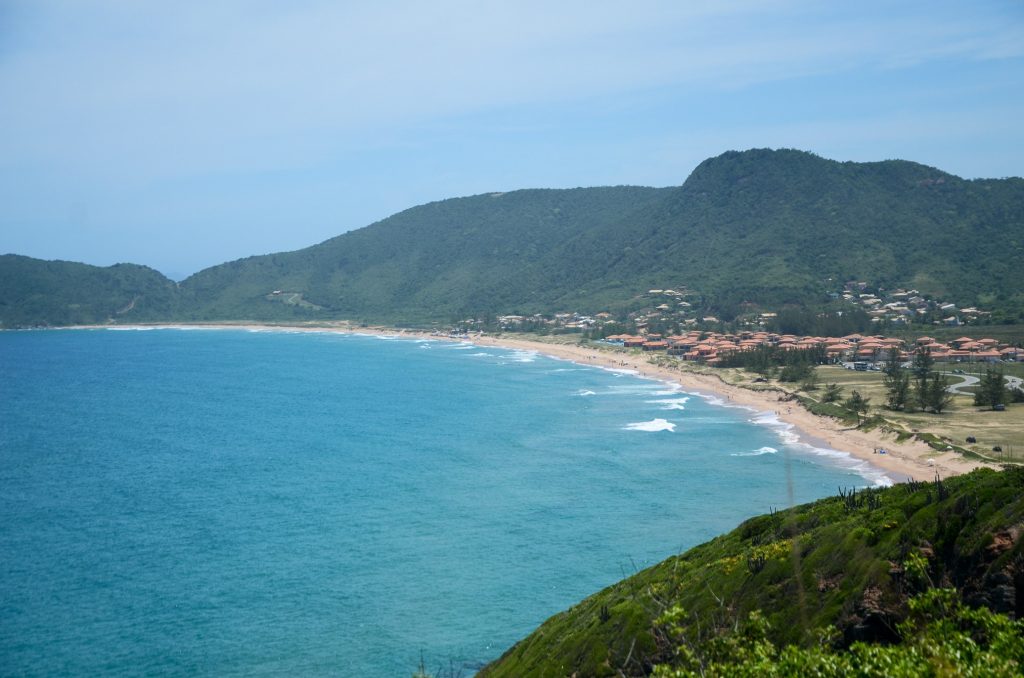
[0,254,178,327]
[4,149,1024,327]
[478,467,1024,677]
[177,149,1024,323]
[175,185,670,323]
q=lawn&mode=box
[810,366,1024,462]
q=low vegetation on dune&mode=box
[478,467,1024,677]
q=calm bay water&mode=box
[0,329,885,676]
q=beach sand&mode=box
[68,322,995,482]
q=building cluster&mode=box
[602,331,1020,366]
[911,336,1020,363]
[496,312,608,331]
[838,282,990,326]
[488,279,997,337]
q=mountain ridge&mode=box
[4,149,1023,328]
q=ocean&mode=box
[0,328,887,676]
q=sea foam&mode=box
[501,350,538,362]
[624,419,676,432]
[731,446,778,457]
[647,396,690,411]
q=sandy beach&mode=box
[67,322,995,483]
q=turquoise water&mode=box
[0,329,886,675]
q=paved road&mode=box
[945,373,1022,395]
[946,374,980,395]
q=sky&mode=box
[1,1,1023,280]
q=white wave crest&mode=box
[731,446,778,457]
[599,367,638,377]
[647,397,690,411]
[502,350,537,362]
[624,419,676,432]
[574,390,597,397]
[746,411,893,487]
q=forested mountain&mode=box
[175,149,1024,323]
[0,255,177,328]
[175,185,671,323]
[4,149,1024,327]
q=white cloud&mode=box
[2,1,1020,184]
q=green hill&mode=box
[0,254,178,328]
[174,185,670,323]
[175,149,1024,323]
[4,149,1024,327]
[594,150,1024,315]
[478,467,1024,677]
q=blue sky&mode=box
[1,1,1022,279]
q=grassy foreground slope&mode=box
[479,468,1024,677]
[0,254,178,328]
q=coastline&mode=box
[463,334,990,484]
[60,321,995,482]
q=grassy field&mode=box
[697,362,1024,462]
[805,366,1024,462]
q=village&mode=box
[599,331,1021,366]
[474,277,1019,368]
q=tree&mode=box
[884,369,910,411]
[925,372,954,414]
[747,346,775,378]
[844,390,871,426]
[779,362,812,383]
[822,383,843,403]
[974,368,1007,410]
[911,348,936,410]
[882,351,910,411]
[799,369,819,392]
[911,347,934,381]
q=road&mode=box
[946,374,980,395]
[945,373,1022,395]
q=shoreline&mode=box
[463,334,990,484]
[57,321,995,482]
